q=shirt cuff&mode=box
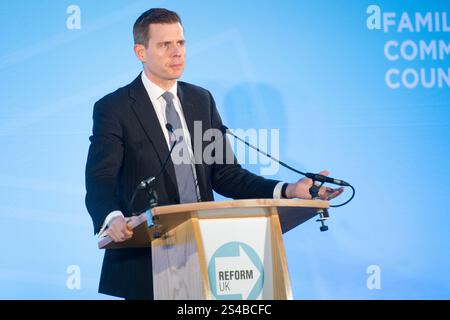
[273,182,286,199]
[97,211,124,238]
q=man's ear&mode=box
[134,44,146,62]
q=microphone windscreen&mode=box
[166,123,174,132]
[219,125,228,134]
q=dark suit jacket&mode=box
[85,74,279,299]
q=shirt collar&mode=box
[141,71,178,102]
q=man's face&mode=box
[137,23,186,86]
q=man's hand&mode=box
[285,170,344,200]
[107,216,134,243]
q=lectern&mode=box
[98,199,329,300]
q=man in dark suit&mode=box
[85,8,343,299]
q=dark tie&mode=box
[161,91,198,204]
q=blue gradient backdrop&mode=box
[1,0,449,299]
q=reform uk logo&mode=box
[208,242,264,300]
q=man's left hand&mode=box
[285,170,344,200]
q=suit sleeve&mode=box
[207,91,280,199]
[85,100,124,234]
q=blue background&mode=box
[1,0,449,299]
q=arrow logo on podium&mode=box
[208,242,264,300]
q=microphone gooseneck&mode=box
[219,125,355,208]
[130,123,178,214]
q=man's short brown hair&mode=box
[133,8,182,47]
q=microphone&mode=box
[137,176,155,190]
[304,173,350,187]
[166,123,174,133]
[219,125,350,187]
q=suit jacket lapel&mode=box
[128,75,178,196]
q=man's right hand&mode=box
[107,216,134,243]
